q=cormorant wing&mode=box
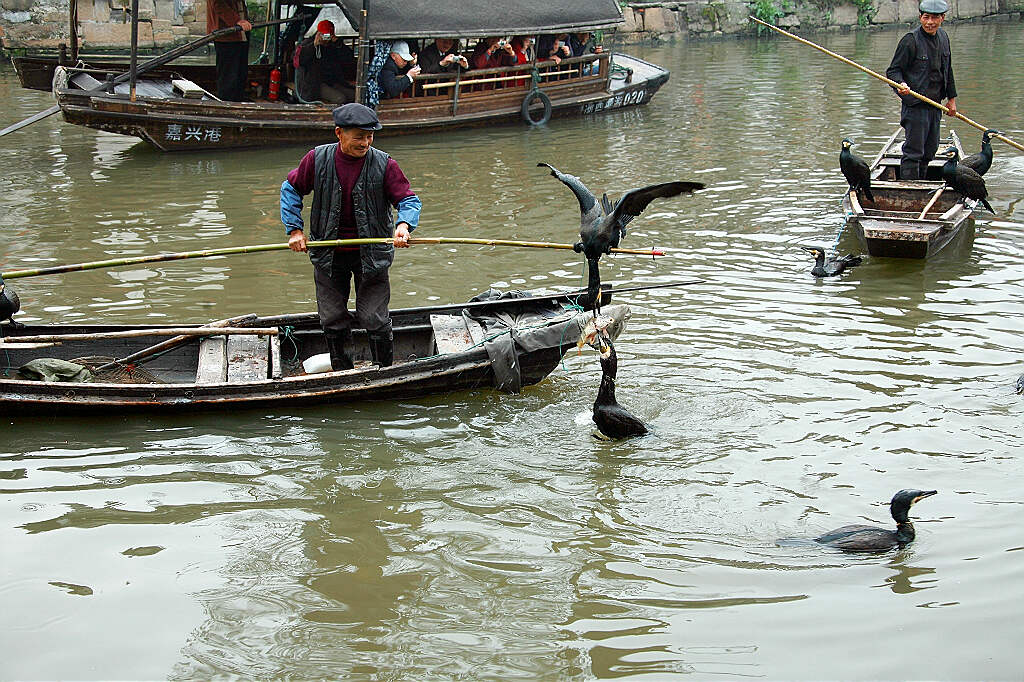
[610,181,705,234]
[537,163,597,215]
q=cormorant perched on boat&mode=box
[0,276,22,329]
[801,246,863,278]
[940,147,995,214]
[839,138,874,203]
[591,329,648,439]
[538,162,704,311]
[815,489,938,552]
[961,129,1000,177]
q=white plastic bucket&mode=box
[302,352,333,374]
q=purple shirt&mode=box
[286,146,415,239]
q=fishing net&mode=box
[71,356,163,384]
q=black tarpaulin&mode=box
[334,0,623,40]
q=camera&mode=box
[496,39,508,48]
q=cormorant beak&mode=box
[800,246,820,256]
[913,490,938,504]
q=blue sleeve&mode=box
[396,194,421,230]
[280,180,304,234]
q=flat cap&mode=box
[332,103,382,130]
[919,0,948,13]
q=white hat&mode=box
[391,41,414,60]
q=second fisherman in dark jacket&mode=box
[885,0,958,180]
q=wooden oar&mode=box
[93,312,258,372]
[917,187,945,220]
[749,16,1024,153]
[0,238,665,280]
[0,16,302,138]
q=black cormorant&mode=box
[801,246,863,278]
[1016,374,1024,395]
[538,162,704,311]
[839,138,874,203]
[961,129,1000,177]
[941,147,995,213]
[0,276,21,328]
[815,489,937,552]
[592,330,648,439]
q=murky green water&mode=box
[2,20,1023,680]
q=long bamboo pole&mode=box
[0,238,665,280]
[9,327,280,344]
[748,15,1024,153]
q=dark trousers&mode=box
[899,103,942,180]
[215,40,249,101]
[313,251,392,337]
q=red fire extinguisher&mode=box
[268,67,281,102]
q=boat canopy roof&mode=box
[330,0,625,40]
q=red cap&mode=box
[317,20,334,35]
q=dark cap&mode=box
[919,0,948,12]
[332,103,382,131]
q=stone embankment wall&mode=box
[2,0,1022,50]
[616,0,1023,41]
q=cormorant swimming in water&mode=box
[538,162,704,311]
[815,489,937,552]
[801,246,863,278]
[1016,374,1024,395]
[591,330,648,440]
[839,138,874,203]
[961,129,1000,177]
[940,147,995,214]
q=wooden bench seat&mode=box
[196,331,281,383]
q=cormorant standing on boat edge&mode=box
[839,138,874,203]
[940,147,995,213]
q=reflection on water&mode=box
[2,19,1024,680]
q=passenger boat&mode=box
[842,127,977,259]
[0,290,628,416]
[44,0,669,151]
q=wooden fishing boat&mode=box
[46,0,669,151]
[0,290,628,416]
[842,127,977,259]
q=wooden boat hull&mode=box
[843,128,976,259]
[52,53,668,151]
[0,294,629,415]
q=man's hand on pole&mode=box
[288,229,308,252]
[394,223,411,248]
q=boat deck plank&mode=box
[226,334,269,383]
[196,336,226,384]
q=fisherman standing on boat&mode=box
[207,0,251,101]
[280,103,422,370]
[885,0,958,180]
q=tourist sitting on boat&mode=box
[471,37,518,70]
[570,32,603,75]
[511,36,533,64]
[419,38,469,73]
[280,103,422,371]
[537,34,572,64]
[295,20,356,104]
[378,41,421,99]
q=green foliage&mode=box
[749,0,789,33]
[851,0,877,26]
